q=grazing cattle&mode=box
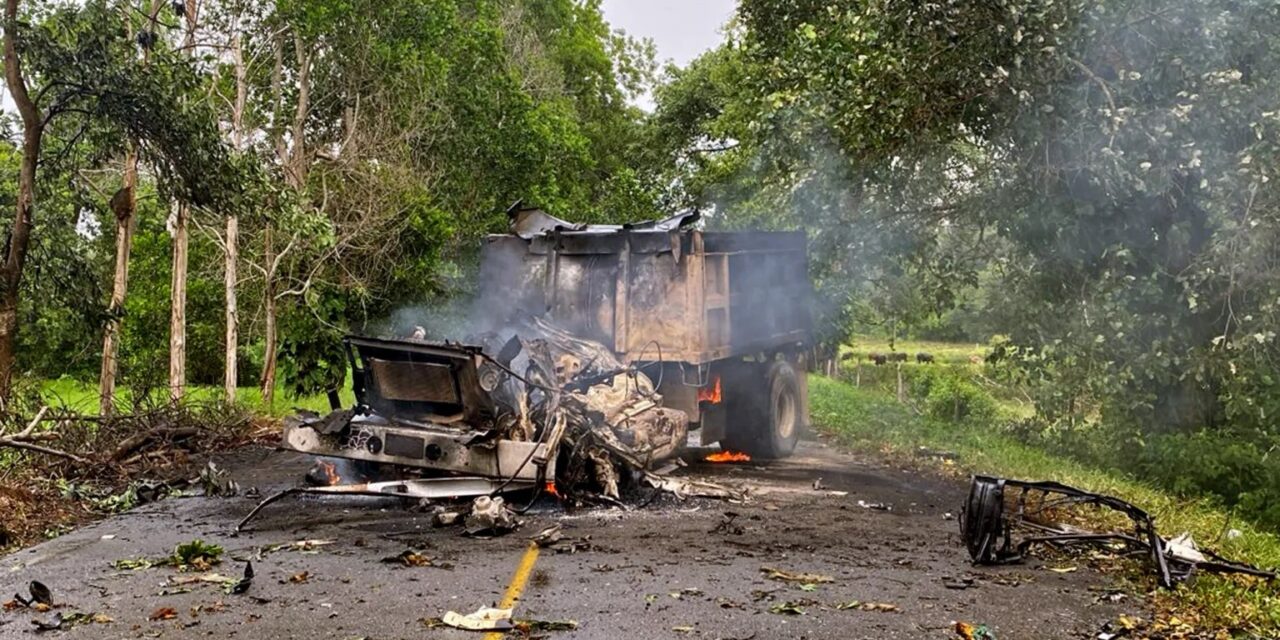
[869,353,888,366]
[888,352,909,363]
[916,352,935,364]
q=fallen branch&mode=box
[109,427,200,462]
[0,406,91,464]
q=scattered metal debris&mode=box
[960,475,1278,588]
[464,496,520,537]
[529,524,564,547]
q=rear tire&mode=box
[723,359,803,459]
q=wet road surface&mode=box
[0,438,1134,639]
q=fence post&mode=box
[896,363,905,403]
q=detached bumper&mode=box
[282,415,548,482]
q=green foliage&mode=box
[278,284,349,398]
[171,539,223,569]
[911,367,999,424]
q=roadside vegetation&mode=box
[810,366,1280,635]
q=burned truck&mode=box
[281,209,813,500]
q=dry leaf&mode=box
[149,607,178,621]
[761,566,834,584]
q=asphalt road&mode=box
[0,438,1135,639]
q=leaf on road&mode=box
[835,600,900,612]
[761,566,834,584]
[769,601,808,615]
[149,607,178,621]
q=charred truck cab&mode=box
[281,208,813,495]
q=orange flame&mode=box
[317,460,340,486]
[544,481,561,499]
[705,451,751,463]
[697,375,722,404]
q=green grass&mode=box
[37,376,353,418]
[808,374,1280,634]
[841,336,987,365]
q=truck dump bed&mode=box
[481,217,812,365]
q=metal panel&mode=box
[368,359,459,404]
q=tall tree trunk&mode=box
[169,202,189,403]
[260,225,277,409]
[259,31,312,410]
[169,0,197,404]
[223,27,246,403]
[0,0,45,405]
[101,0,161,414]
[224,214,238,401]
[99,149,138,415]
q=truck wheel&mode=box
[723,360,802,459]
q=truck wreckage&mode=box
[240,207,814,530]
[961,476,1277,588]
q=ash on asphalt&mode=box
[0,437,1135,639]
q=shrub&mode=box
[912,367,998,424]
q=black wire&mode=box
[632,340,665,398]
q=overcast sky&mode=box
[600,0,736,108]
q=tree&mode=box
[100,0,163,416]
[1,0,49,404]
[0,0,247,405]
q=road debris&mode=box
[199,461,239,497]
[172,539,223,570]
[149,607,179,621]
[380,550,436,567]
[432,510,464,528]
[515,619,579,632]
[30,611,112,633]
[960,475,1278,588]
[10,580,53,609]
[438,606,514,631]
[529,524,564,547]
[857,499,891,511]
[464,496,520,537]
[768,601,810,615]
[954,621,997,639]
[835,601,900,612]
[761,566,834,584]
[228,562,253,594]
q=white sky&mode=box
[600,0,736,108]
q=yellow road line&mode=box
[483,542,542,640]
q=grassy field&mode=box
[37,376,353,418]
[808,375,1280,634]
[841,336,988,365]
